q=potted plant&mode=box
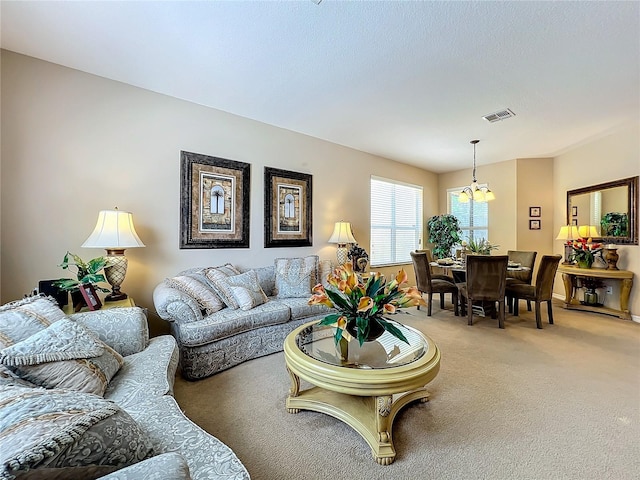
[308,263,425,346]
[600,212,628,237]
[427,214,462,259]
[569,240,603,268]
[53,252,110,308]
[466,237,499,255]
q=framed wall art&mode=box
[264,167,312,248]
[572,206,578,217]
[529,219,541,230]
[180,151,250,249]
[529,206,541,217]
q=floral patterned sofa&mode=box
[153,256,333,380]
[0,296,249,480]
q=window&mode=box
[448,188,489,242]
[370,176,423,266]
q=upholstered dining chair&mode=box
[506,250,537,312]
[458,255,509,328]
[417,249,455,281]
[410,251,459,317]
[505,254,562,329]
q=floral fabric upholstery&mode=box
[273,256,319,298]
[71,307,150,356]
[165,274,225,315]
[0,384,154,480]
[208,270,268,311]
[243,266,275,297]
[97,452,191,480]
[174,300,291,348]
[275,297,331,319]
[0,295,67,349]
[127,397,250,480]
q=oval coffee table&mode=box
[284,319,440,465]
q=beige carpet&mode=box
[174,302,640,480]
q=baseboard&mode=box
[552,293,639,324]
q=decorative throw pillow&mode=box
[210,270,268,311]
[318,259,334,288]
[0,319,124,396]
[274,256,319,299]
[0,384,153,479]
[0,295,67,349]
[165,274,225,314]
[204,264,242,308]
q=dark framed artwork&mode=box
[572,206,578,217]
[79,283,102,311]
[180,151,250,249]
[572,218,578,226]
[529,206,541,217]
[529,219,541,230]
[264,167,312,248]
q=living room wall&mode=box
[0,51,439,332]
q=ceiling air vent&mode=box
[482,109,516,123]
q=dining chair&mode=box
[410,251,459,317]
[458,255,509,328]
[506,250,537,312]
[505,255,562,329]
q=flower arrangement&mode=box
[569,239,603,267]
[308,263,426,346]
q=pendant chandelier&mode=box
[459,139,495,203]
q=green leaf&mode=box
[87,257,108,273]
[378,317,409,344]
[319,314,342,326]
[325,287,352,311]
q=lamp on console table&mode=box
[82,208,145,301]
[328,221,357,266]
[556,225,580,264]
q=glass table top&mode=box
[296,320,427,370]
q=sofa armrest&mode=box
[96,452,191,480]
[70,306,149,357]
[153,283,203,325]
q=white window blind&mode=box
[448,188,489,242]
[370,176,423,266]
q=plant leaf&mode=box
[377,317,409,344]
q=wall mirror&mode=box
[567,176,638,245]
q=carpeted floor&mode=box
[174,302,640,480]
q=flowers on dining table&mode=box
[308,263,426,346]
[568,239,603,265]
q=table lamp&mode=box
[556,225,580,264]
[82,208,145,301]
[328,221,357,266]
[578,225,599,243]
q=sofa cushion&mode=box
[204,264,242,308]
[165,274,225,315]
[0,384,153,480]
[275,297,333,319]
[210,270,268,311]
[0,295,67,349]
[96,452,191,480]
[245,265,276,297]
[274,256,319,298]
[175,301,291,347]
[0,319,124,396]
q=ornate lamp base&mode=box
[104,249,128,301]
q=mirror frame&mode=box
[566,176,638,245]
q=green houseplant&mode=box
[466,237,498,255]
[427,214,462,259]
[53,252,110,293]
[600,212,628,237]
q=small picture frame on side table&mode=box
[79,283,102,311]
[529,206,541,217]
[529,219,541,230]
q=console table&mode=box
[558,265,633,320]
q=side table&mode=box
[63,296,135,315]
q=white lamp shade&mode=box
[578,225,599,239]
[82,210,145,249]
[555,225,580,241]
[328,221,357,244]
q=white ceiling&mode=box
[1,1,638,173]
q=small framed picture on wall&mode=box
[572,206,578,217]
[529,219,541,230]
[572,218,578,226]
[529,206,541,217]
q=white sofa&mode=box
[0,296,249,480]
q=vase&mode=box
[577,259,593,269]
[345,317,386,342]
[604,248,619,270]
[584,288,598,305]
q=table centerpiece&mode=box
[308,263,426,346]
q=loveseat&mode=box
[153,256,333,380]
[0,295,249,480]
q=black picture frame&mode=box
[180,151,250,249]
[529,219,541,230]
[529,206,541,217]
[79,283,102,311]
[572,206,578,217]
[264,167,312,248]
[572,218,578,226]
